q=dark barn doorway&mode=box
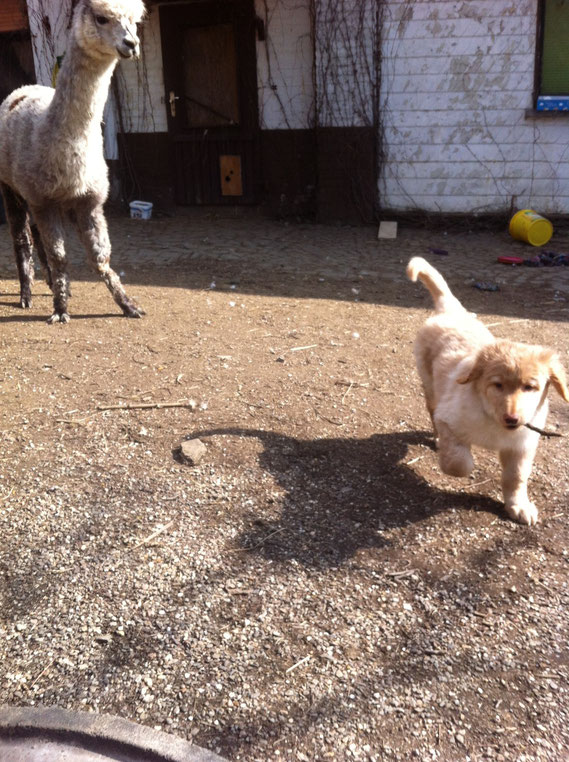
[159,0,259,205]
[0,1,35,223]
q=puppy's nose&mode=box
[504,414,519,426]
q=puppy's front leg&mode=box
[499,448,538,526]
[436,421,474,477]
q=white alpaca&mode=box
[0,0,145,323]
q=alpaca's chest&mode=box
[42,136,108,201]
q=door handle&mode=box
[169,90,180,118]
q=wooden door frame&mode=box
[159,0,260,204]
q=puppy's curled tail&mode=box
[406,256,464,314]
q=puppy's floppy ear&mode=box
[548,353,569,402]
[456,353,482,385]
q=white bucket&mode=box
[129,200,153,220]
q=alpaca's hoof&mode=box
[20,296,32,309]
[47,311,70,324]
[124,305,145,318]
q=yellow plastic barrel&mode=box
[509,209,553,247]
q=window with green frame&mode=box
[540,0,569,94]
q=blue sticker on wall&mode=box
[536,95,569,111]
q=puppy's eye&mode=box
[523,384,537,392]
[95,15,109,25]
[493,382,503,390]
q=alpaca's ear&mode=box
[456,354,481,385]
[548,354,569,402]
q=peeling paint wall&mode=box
[380,0,569,214]
[115,6,166,134]
[115,1,315,134]
[25,0,566,216]
[255,0,314,130]
[25,0,139,160]
[26,0,72,88]
[313,1,379,128]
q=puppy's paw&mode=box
[439,449,474,478]
[505,501,538,526]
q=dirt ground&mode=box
[0,210,568,762]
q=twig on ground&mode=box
[465,478,493,489]
[341,382,354,404]
[97,400,196,411]
[484,318,530,328]
[335,380,369,388]
[238,400,266,409]
[131,520,174,550]
[227,527,285,553]
[28,658,56,690]
[314,409,344,426]
[386,569,416,579]
[286,655,311,674]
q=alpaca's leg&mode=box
[1,182,34,308]
[30,224,53,290]
[32,207,71,324]
[75,204,144,318]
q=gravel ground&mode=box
[0,212,568,761]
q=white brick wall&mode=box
[255,0,313,129]
[380,0,569,214]
[117,2,314,131]
[115,6,167,134]
[25,0,569,215]
[313,0,378,127]
[27,0,73,86]
[24,0,164,159]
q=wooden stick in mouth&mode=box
[524,422,564,438]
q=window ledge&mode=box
[529,95,569,115]
[525,108,569,118]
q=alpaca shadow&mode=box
[0,312,124,322]
[192,427,503,568]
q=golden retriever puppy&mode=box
[407,256,568,525]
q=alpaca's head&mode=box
[74,0,146,61]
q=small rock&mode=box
[180,439,207,466]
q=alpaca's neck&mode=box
[46,43,117,143]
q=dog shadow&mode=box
[191,427,504,567]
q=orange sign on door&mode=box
[219,155,243,196]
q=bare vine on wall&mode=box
[25,0,152,204]
[311,0,385,220]
[27,0,73,85]
[258,0,385,219]
[312,0,382,129]
[26,0,385,219]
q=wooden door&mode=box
[160,0,259,205]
